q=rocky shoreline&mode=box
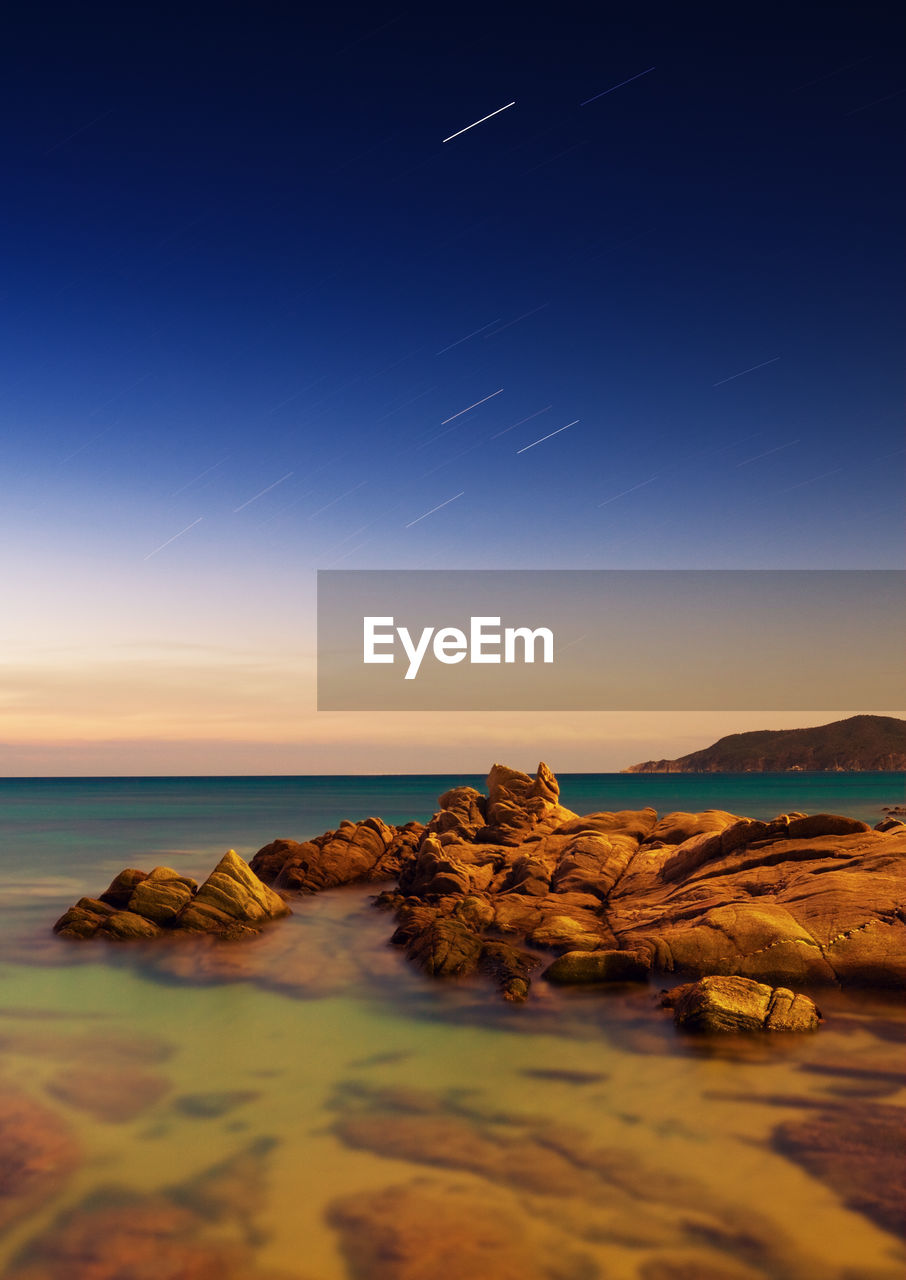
[53,762,906,1030]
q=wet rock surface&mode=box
[662,976,821,1033]
[54,851,289,942]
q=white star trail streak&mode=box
[436,320,500,354]
[597,476,659,507]
[143,517,203,561]
[443,102,515,143]
[488,407,552,442]
[712,356,780,387]
[735,440,800,467]
[580,67,655,106]
[441,389,504,424]
[516,420,578,454]
[233,473,293,512]
[405,492,465,528]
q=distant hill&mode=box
[624,715,906,773]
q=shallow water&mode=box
[0,774,903,1279]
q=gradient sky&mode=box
[1,2,903,773]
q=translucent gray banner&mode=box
[317,570,904,711]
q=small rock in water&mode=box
[662,976,821,1033]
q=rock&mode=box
[53,851,289,944]
[451,895,496,930]
[403,916,484,977]
[45,1065,170,1122]
[0,1090,80,1232]
[50,760,906,1001]
[99,868,148,908]
[128,867,197,923]
[527,914,607,952]
[250,819,421,892]
[663,976,820,1032]
[424,786,487,839]
[544,950,650,984]
[646,810,741,846]
[479,762,577,843]
[610,826,906,988]
[774,1103,906,1239]
[329,1082,814,1277]
[52,897,116,939]
[175,850,289,933]
[554,807,659,841]
[3,1194,289,1280]
[478,940,540,1002]
[397,836,472,897]
[548,831,639,899]
[328,1180,588,1280]
[499,853,551,896]
[785,814,870,838]
[102,910,163,940]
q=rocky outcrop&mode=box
[53,851,289,942]
[336,762,906,1002]
[661,976,821,1032]
[50,760,906,1009]
[624,714,906,772]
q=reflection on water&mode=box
[0,884,903,1280]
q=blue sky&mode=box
[1,1,902,771]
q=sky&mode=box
[1,1,903,774]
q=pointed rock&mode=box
[176,850,289,933]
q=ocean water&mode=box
[0,773,903,1279]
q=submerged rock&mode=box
[662,976,821,1033]
[45,1065,169,1122]
[53,852,289,942]
[0,1090,80,1232]
[328,1180,593,1280]
[328,1081,820,1278]
[774,1103,906,1239]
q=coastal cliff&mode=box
[624,715,906,773]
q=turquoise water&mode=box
[0,774,903,1279]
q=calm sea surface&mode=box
[0,773,903,1278]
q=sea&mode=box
[0,773,903,1279]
